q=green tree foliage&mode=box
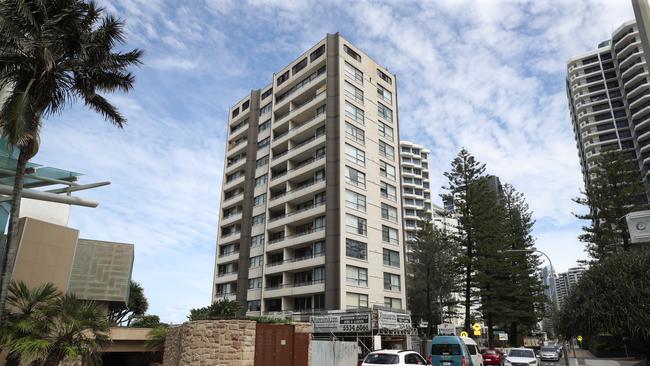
[188,299,241,321]
[442,149,488,331]
[574,150,648,262]
[108,281,149,326]
[129,315,163,328]
[407,216,462,338]
[0,281,109,366]
[0,0,142,318]
[144,325,168,350]
[558,251,650,359]
[499,184,546,346]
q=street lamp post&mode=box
[498,249,571,366]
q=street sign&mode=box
[460,331,469,337]
[473,323,482,331]
[437,323,456,335]
[498,333,508,341]
[625,210,650,243]
[474,329,481,336]
[577,335,583,343]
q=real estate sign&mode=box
[377,310,412,331]
[311,313,371,333]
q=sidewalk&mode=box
[568,348,644,366]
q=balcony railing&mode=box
[270,177,325,201]
[271,155,325,181]
[275,90,326,125]
[217,270,238,277]
[266,251,326,267]
[268,226,326,245]
[265,279,325,290]
[272,132,325,161]
[268,201,326,223]
[273,111,326,141]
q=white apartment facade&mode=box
[554,267,586,307]
[566,14,650,190]
[212,33,407,315]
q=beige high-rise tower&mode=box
[212,33,406,315]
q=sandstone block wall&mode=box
[162,320,256,366]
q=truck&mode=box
[523,336,544,349]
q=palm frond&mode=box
[82,93,126,127]
[0,78,35,146]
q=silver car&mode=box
[539,347,560,362]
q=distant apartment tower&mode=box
[212,34,407,314]
[566,2,650,190]
[554,267,586,306]
[400,141,432,242]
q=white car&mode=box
[362,350,430,365]
[461,337,484,366]
[505,348,538,366]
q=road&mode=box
[538,349,643,366]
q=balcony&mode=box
[263,280,325,298]
[275,66,326,110]
[220,211,243,226]
[274,90,327,129]
[268,178,326,209]
[268,226,326,249]
[218,250,240,261]
[267,201,326,230]
[225,157,246,174]
[273,112,326,145]
[265,252,326,275]
[270,154,326,184]
[272,133,326,167]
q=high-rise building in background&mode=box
[212,34,407,315]
[540,266,558,335]
[566,1,650,192]
[554,267,586,306]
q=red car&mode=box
[481,349,503,366]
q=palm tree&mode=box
[0,282,109,365]
[0,0,142,318]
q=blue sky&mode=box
[34,0,634,323]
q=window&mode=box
[257,137,270,149]
[384,297,402,309]
[345,101,364,124]
[383,249,400,267]
[378,122,394,140]
[384,272,401,291]
[256,155,269,168]
[344,62,363,84]
[252,213,265,226]
[292,58,307,75]
[254,193,266,206]
[381,203,398,222]
[258,119,270,132]
[260,103,272,115]
[346,122,365,144]
[346,239,367,260]
[380,181,397,201]
[431,344,461,356]
[251,234,265,247]
[377,69,392,84]
[310,44,325,62]
[379,141,395,160]
[250,255,263,268]
[261,88,272,100]
[247,300,261,312]
[276,70,289,86]
[346,265,368,286]
[346,292,368,309]
[345,144,365,166]
[346,214,367,236]
[248,277,262,289]
[378,102,393,122]
[404,353,426,365]
[344,44,361,62]
[380,161,396,180]
[345,81,364,104]
[345,190,366,211]
[377,84,392,104]
[231,107,240,119]
[255,174,267,187]
[241,100,250,111]
[314,216,326,229]
[382,225,399,245]
[345,166,366,188]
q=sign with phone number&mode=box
[311,313,371,333]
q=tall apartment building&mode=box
[566,1,650,190]
[212,34,407,315]
[554,267,586,307]
[400,141,432,243]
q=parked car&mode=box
[461,337,483,366]
[481,349,503,366]
[539,347,560,362]
[429,336,474,366]
[362,350,430,365]
[505,348,538,366]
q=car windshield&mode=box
[364,353,399,364]
[509,350,535,358]
[541,348,556,352]
[432,344,462,356]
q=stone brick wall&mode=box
[162,320,256,366]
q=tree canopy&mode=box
[188,299,241,321]
[107,281,148,326]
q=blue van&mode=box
[429,336,474,366]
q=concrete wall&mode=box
[13,217,79,292]
[163,320,256,366]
